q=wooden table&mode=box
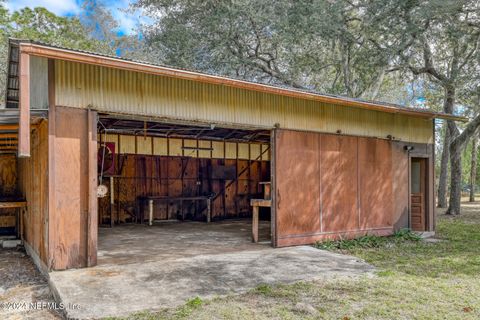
[250,198,271,243]
[0,201,27,238]
[137,196,212,225]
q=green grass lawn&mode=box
[112,203,480,320]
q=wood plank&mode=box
[51,106,90,269]
[250,199,271,207]
[275,130,320,238]
[47,60,56,270]
[87,109,98,267]
[0,202,26,208]
[320,135,359,232]
[0,134,18,139]
[0,141,18,145]
[18,52,30,157]
[0,124,19,131]
[358,138,393,229]
[252,205,259,243]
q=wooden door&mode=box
[411,158,426,231]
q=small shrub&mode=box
[255,284,273,295]
[175,297,204,318]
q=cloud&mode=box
[102,0,152,35]
[6,0,81,15]
[6,0,151,35]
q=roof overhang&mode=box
[16,41,466,122]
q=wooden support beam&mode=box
[0,124,19,131]
[18,51,30,157]
[47,59,56,270]
[0,201,27,209]
[0,140,18,145]
[87,109,98,267]
[0,133,18,139]
[0,146,18,150]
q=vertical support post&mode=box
[87,109,98,267]
[270,129,276,247]
[207,198,211,223]
[18,50,30,157]
[252,205,259,243]
[110,176,114,228]
[47,59,56,270]
[148,199,153,226]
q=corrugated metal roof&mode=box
[9,38,466,122]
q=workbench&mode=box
[0,201,27,238]
[136,196,212,225]
[250,198,271,243]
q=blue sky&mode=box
[5,0,142,35]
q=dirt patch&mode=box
[0,248,62,320]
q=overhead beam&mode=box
[18,51,30,157]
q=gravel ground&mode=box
[0,247,62,320]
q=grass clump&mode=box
[314,228,421,251]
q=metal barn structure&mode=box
[0,39,463,271]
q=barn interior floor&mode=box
[48,220,374,319]
[97,219,272,266]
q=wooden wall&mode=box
[17,120,49,265]
[0,154,18,230]
[274,129,429,247]
[97,136,270,224]
[48,106,97,270]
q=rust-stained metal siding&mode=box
[53,60,433,144]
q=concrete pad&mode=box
[48,221,373,319]
[2,239,22,248]
[49,246,373,319]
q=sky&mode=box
[5,0,143,35]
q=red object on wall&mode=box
[98,142,115,176]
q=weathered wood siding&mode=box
[17,120,49,266]
[52,60,433,144]
[0,155,18,229]
[274,129,429,247]
[48,106,92,270]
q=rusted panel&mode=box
[358,138,393,229]
[275,130,320,238]
[18,52,30,157]
[320,134,359,232]
[53,60,435,144]
[50,106,89,270]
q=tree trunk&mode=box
[437,125,450,208]
[446,143,462,215]
[443,87,461,215]
[469,133,478,202]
